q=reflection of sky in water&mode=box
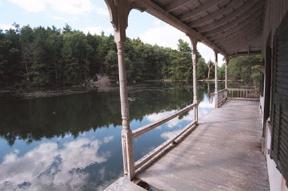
[132,94,214,160]
[0,136,114,191]
[0,83,215,190]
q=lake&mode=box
[0,82,218,191]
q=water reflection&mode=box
[0,137,113,191]
[0,82,217,190]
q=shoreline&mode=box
[0,86,119,99]
[0,79,235,99]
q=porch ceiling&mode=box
[133,0,266,56]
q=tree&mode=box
[207,60,214,80]
[197,57,208,80]
[0,24,262,89]
[228,55,262,86]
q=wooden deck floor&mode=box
[139,100,269,191]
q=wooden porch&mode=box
[105,99,269,191]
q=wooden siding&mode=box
[263,0,288,51]
[270,12,288,186]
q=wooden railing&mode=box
[132,103,198,174]
[228,88,260,100]
[214,88,259,108]
[126,88,259,177]
[216,89,228,108]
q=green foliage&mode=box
[218,65,225,80]
[0,24,262,88]
[228,55,262,86]
[197,57,208,79]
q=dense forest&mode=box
[0,24,262,89]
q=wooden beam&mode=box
[206,13,263,41]
[132,103,197,137]
[221,42,261,55]
[188,0,246,27]
[180,0,227,21]
[223,41,261,54]
[202,4,263,36]
[230,50,261,57]
[133,0,227,55]
[225,57,228,89]
[197,0,260,33]
[211,24,262,45]
[189,37,198,122]
[165,0,195,13]
[214,50,218,108]
[105,0,135,180]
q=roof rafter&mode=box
[133,0,227,55]
[165,0,195,13]
[212,27,261,46]
[197,0,260,33]
[205,12,263,40]
[179,0,227,21]
[230,50,261,57]
[205,13,263,42]
[188,0,246,27]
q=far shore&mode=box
[0,79,236,99]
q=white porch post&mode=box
[214,51,218,108]
[189,37,198,123]
[105,0,135,180]
[225,57,229,89]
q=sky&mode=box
[0,0,224,65]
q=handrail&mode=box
[228,88,259,99]
[217,88,228,94]
[130,102,198,173]
[216,89,228,108]
[228,88,258,91]
[132,103,197,138]
[135,121,197,173]
[213,88,259,108]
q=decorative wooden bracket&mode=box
[105,0,132,43]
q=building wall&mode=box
[262,0,288,190]
[262,0,288,50]
[265,123,288,191]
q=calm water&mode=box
[0,82,217,191]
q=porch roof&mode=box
[133,0,266,56]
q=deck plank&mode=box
[104,177,146,191]
[139,100,269,191]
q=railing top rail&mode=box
[132,102,197,138]
[217,89,228,93]
[210,89,227,96]
[228,88,258,91]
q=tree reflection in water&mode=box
[0,82,216,191]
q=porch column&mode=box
[189,37,198,123]
[214,51,218,108]
[105,0,135,179]
[225,57,229,89]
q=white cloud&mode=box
[8,0,46,12]
[95,7,109,17]
[145,110,176,123]
[0,24,14,30]
[0,137,113,191]
[145,110,193,129]
[137,22,225,66]
[161,129,183,140]
[8,0,94,15]
[50,15,71,22]
[139,24,186,49]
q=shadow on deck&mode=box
[106,100,269,191]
